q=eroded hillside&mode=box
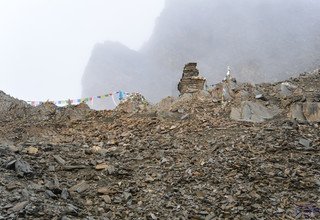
[1,68,320,219]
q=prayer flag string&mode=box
[27,90,128,107]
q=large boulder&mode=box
[231,101,281,123]
[290,102,320,123]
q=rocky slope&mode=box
[82,0,320,105]
[1,68,320,219]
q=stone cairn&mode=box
[210,66,239,101]
[177,63,206,95]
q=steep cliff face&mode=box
[143,0,320,82]
[82,0,320,107]
[82,42,142,98]
[82,42,172,109]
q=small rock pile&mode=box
[115,93,150,114]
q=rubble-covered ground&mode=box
[0,70,320,220]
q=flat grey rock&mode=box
[231,101,280,123]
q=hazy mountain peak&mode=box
[82,0,320,108]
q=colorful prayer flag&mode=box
[25,90,127,108]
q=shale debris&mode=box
[0,66,319,219]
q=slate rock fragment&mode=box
[6,159,33,177]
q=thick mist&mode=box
[0,0,163,102]
[82,0,320,108]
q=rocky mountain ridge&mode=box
[0,67,319,219]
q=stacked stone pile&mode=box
[177,63,206,95]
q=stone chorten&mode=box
[177,63,206,95]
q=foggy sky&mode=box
[82,0,320,107]
[0,0,164,101]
